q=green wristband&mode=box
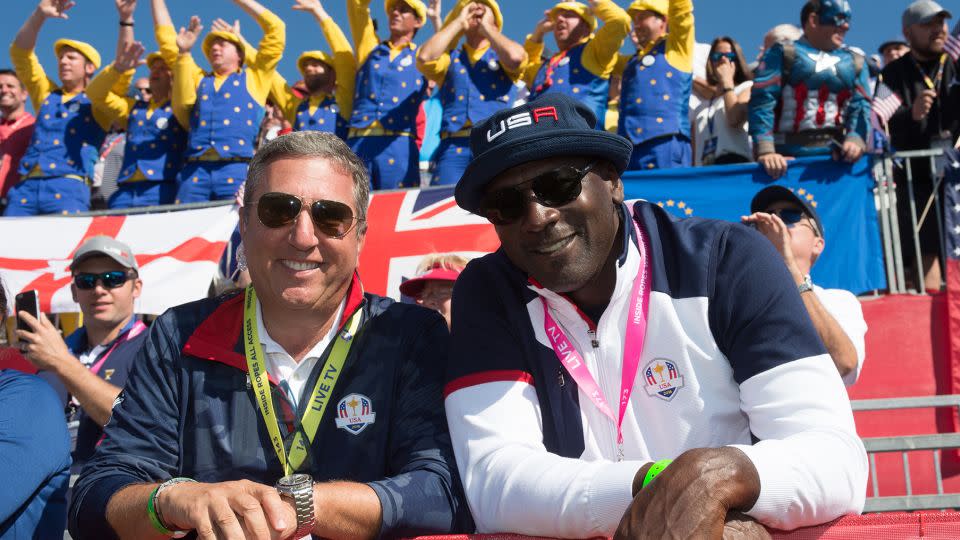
[147,485,175,536]
[641,459,673,489]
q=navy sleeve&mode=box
[708,224,828,384]
[367,306,474,537]
[0,370,71,535]
[68,312,184,540]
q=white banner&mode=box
[0,205,238,315]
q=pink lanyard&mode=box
[540,218,651,460]
[89,321,147,376]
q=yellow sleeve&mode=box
[246,8,286,105]
[268,71,299,123]
[347,0,380,68]
[239,34,259,66]
[416,51,451,85]
[581,0,631,79]
[612,53,630,77]
[320,16,357,121]
[87,65,135,129]
[9,44,55,111]
[172,52,203,130]
[664,0,695,73]
[520,36,545,87]
[155,24,179,68]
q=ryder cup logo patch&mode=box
[334,393,376,435]
[643,359,685,401]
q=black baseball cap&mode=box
[455,93,633,214]
[750,185,825,237]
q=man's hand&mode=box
[426,0,441,23]
[836,140,863,163]
[614,448,762,540]
[177,15,204,54]
[292,0,329,20]
[115,0,136,21]
[210,17,240,36]
[114,41,146,72]
[757,153,790,179]
[722,513,773,540]
[15,311,73,373]
[531,10,554,41]
[477,2,497,34]
[37,0,75,19]
[740,212,801,279]
[158,479,297,540]
[911,88,936,122]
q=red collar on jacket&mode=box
[182,272,366,382]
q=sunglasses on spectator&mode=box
[251,192,363,239]
[709,52,737,63]
[73,270,136,290]
[819,13,851,27]
[479,161,599,226]
[769,208,820,236]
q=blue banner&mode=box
[622,157,886,294]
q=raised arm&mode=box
[11,0,75,109]
[663,0,695,74]
[235,0,285,105]
[416,5,469,84]
[520,11,552,86]
[477,5,527,76]
[87,41,144,129]
[172,15,204,128]
[582,0,631,78]
[151,0,180,68]
[426,0,443,32]
[115,0,137,65]
[346,0,380,67]
[294,0,358,119]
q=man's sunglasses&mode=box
[73,270,135,290]
[770,208,820,236]
[479,161,600,226]
[819,13,851,27]
[252,192,363,239]
[709,52,737,63]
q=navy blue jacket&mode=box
[69,275,472,539]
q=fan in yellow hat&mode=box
[549,1,597,32]
[385,0,427,22]
[53,39,101,70]
[443,0,504,31]
[201,31,247,68]
[297,50,336,76]
[626,0,668,19]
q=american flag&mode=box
[943,149,960,415]
[871,80,903,133]
[945,33,960,63]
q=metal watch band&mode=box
[154,477,197,536]
[278,475,316,538]
[798,275,814,294]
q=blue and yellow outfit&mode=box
[417,0,521,185]
[6,40,121,216]
[346,0,428,190]
[522,0,630,129]
[615,0,695,170]
[170,10,285,203]
[271,16,355,139]
[86,27,186,209]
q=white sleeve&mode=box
[815,288,867,385]
[445,380,642,537]
[732,354,868,530]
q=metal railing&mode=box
[852,395,960,512]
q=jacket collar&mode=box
[65,315,139,356]
[182,272,366,378]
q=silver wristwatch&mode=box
[797,274,814,294]
[276,473,316,538]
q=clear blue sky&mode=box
[1,0,913,110]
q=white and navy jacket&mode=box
[444,201,867,536]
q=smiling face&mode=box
[58,47,95,90]
[631,9,666,46]
[387,0,423,40]
[485,156,623,293]
[70,256,141,334]
[804,12,849,51]
[0,73,27,113]
[240,157,364,317]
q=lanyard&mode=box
[535,50,568,93]
[540,218,651,461]
[88,320,147,376]
[243,285,361,476]
[912,53,947,91]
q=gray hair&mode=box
[244,131,370,235]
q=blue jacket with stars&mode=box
[438,46,517,134]
[119,99,186,182]
[749,38,871,157]
[68,274,472,539]
[19,90,105,179]
[350,43,426,133]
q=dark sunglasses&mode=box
[709,52,737,63]
[252,192,363,239]
[479,161,599,226]
[770,208,820,236]
[73,270,135,290]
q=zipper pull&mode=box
[588,329,599,348]
[557,370,565,387]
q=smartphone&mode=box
[14,290,39,331]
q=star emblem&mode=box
[955,246,960,257]
[954,225,960,235]
[807,51,841,74]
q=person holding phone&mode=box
[15,235,147,471]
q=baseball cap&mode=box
[70,236,139,272]
[750,186,824,238]
[877,37,908,54]
[902,0,952,28]
[455,93,633,214]
[399,264,463,298]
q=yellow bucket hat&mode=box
[53,39,101,70]
[384,0,427,22]
[443,0,504,30]
[297,51,336,75]
[627,0,668,18]
[202,31,246,64]
[549,1,597,31]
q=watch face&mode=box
[278,473,312,489]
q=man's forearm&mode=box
[106,483,167,540]
[418,21,460,63]
[313,481,382,539]
[232,0,268,19]
[483,26,526,73]
[13,8,46,52]
[53,357,123,426]
[800,292,858,377]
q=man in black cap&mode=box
[443,92,866,538]
[878,38,909,67]
[15,235,147,471]
[743,186,866,386]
